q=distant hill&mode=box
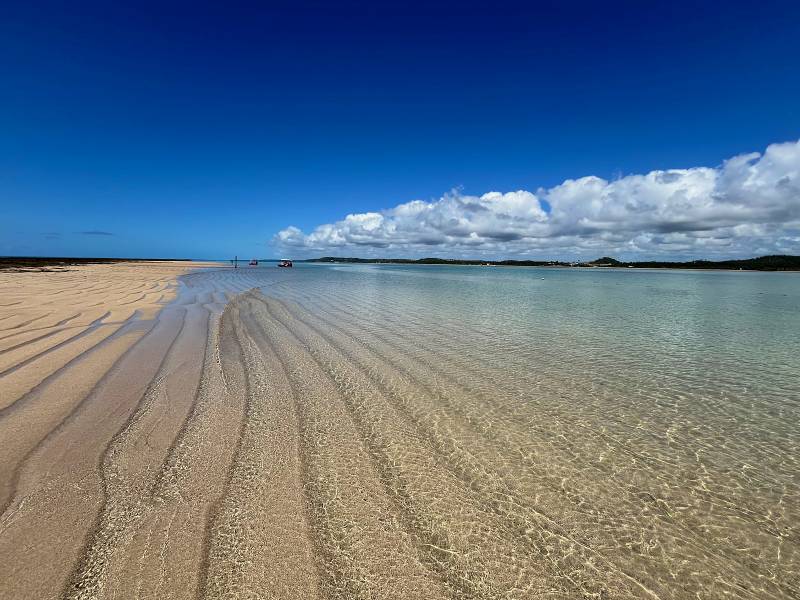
[308,255,800,271]
[587,257,622,266]
[609,255,800,271]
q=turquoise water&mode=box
[239,263,799,597]
[267,263,799,409]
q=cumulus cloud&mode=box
[274,140,800,259]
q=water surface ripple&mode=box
[244,263,799,598]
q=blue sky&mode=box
[1,0,799,259]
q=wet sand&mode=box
[1,265,797,599]
[0,261,227,599]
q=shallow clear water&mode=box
[239,263,799,597]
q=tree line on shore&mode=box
[308,255,800,271]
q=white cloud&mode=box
[274,139,800,259]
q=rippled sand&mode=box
[1,265,797,599]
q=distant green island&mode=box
[307,255,800,271]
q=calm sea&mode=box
[240,262,799,597]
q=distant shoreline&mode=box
[306,255,800,272]
[4,255,798,272]
[0,257,194,271]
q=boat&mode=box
[248,259,258,266]
[278,259,293,268]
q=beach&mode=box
[1,262,798,599]
[0,261,226,598]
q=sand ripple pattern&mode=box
[1,263,798,600]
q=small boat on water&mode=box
[278,259,293,268]
[249,259,258,266]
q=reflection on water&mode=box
[240,262,798,598]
